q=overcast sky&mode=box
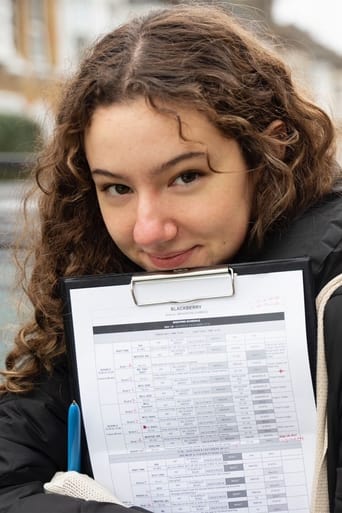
[273,0,342,54]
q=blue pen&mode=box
[67,400,81,472]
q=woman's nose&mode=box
[132,197,178,247]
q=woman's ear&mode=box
[263,120,287,160]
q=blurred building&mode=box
[0,0,162,126]
[0,0,341,137]
[0,0,58,124]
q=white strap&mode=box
[311,273,342,513]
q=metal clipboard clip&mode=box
[130,265,235,306]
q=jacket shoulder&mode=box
[255,193,342,292]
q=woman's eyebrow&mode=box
[91,151,207,179]
[91,169,124,180]
[158,151,207,173]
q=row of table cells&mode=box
[94,329,288,373]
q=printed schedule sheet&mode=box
[66,266,317,513]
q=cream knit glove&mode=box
[44,471,126,506]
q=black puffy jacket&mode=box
[1,193,342,513]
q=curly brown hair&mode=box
[1,3,337,393]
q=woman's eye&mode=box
[173,171,201,185]
[105,184,132,196]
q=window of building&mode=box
[28,0,48,66]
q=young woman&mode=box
[1,4,342,512]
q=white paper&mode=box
[69,269,316,513]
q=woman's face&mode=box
[85,98,252,271]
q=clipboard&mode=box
[61,257,317,513]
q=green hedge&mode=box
[0,113,41,152]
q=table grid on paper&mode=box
[93,315,309,513]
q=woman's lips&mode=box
[147,247,197,269]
